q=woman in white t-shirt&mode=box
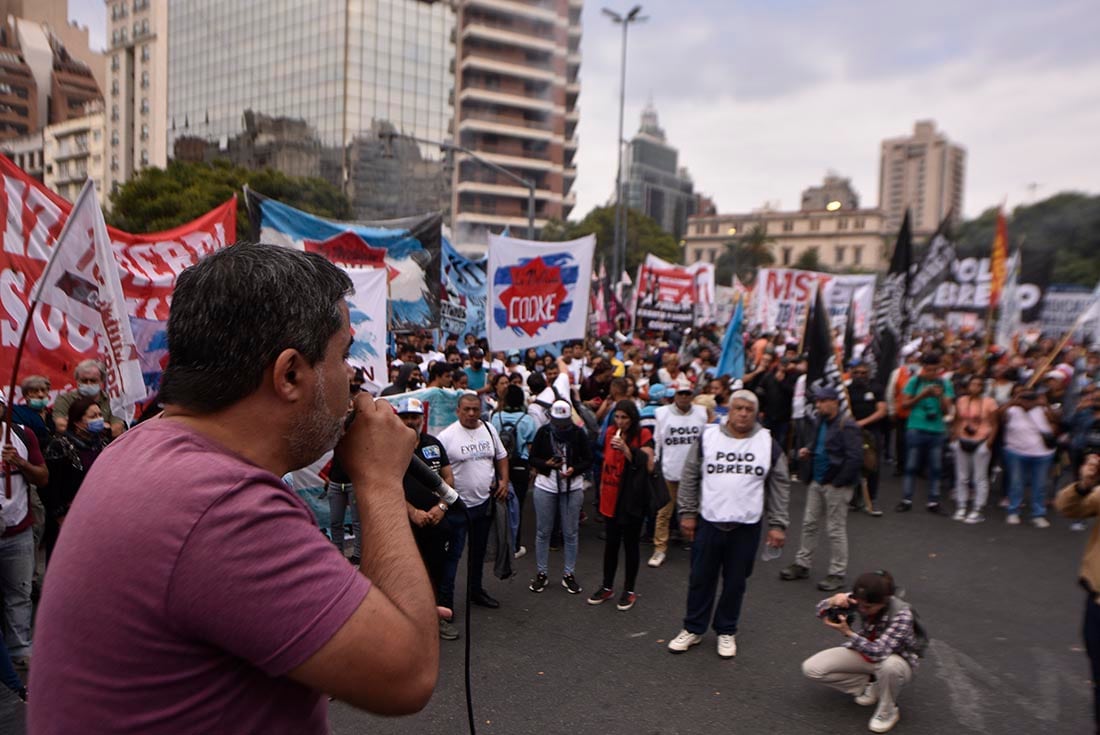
[1000,389,1058,528]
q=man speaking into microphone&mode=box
[29,244,439,733]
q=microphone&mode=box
[407,455,465,510]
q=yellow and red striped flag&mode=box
[989,208,1008,308]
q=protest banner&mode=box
[440,236,487,340]
[633,255,697,332]
[486,233,594,351]
[245,187,441,332]
[345,268,389,393]
[0,154,235,399]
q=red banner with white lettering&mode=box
[0,154,236,397]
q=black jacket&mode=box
[798,413,863,488]
[529,425,594,480]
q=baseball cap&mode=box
[648,384,669,403]
[673,376,693,393]
[550,399,572,425]
[469,347,484,358]
[814,386,840,401]
[395,397,424,415]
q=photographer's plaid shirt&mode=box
[816,598,920,669]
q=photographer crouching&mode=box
[802,570,922,734]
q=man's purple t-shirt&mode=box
[29,419,371,734]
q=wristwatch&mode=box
[437,502,449,512]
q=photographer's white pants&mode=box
[953,441,991,510]
[802,647,912,712]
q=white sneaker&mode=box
[869,705,900,733]
[854,680,878,706]
[514,545,527,560]
[1032,517,1050,529]
[667,629,702,653]
[1006,514,1020,525]
[647,550,666,568]
[952,508,966,521]
[964,511,985,524]
[716,634,737,659]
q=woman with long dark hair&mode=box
[588,400,654,611]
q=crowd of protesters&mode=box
[4,316,1100,733]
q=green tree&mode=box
[950,192,1100,287]
[714,224,775,285]
[794,246,825,272]
[540,205,680,273]
[107,159,352,235]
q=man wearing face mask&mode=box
[51,360,125,438]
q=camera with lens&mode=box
[824,606,857,626]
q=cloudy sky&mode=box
[71,0,1100,220]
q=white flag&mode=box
[34,180,145,419]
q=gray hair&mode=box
[728,389,759,411]
[20,375,50,393]
[74,359,105,381]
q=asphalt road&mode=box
[4,473,1093,734]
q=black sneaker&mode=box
[817,574,845,592]
[587,587,615,605]
[895,500,912,512]
[926,501,941,514]
[616,590,638,611]
[348,555,361,566]
[529,572,549,593]
[562,574,582,594]
[16,687,27,703]
[780,563,809,581]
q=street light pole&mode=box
[380,131,536,240]
[603,5,645,286]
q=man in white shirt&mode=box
[650,385,710,568]
[666,390,791,659]
[437,393,510,614]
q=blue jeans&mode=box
[533,488,583,576]
[0,635,22,694]
[0,528,34,659]
[683,518,762,635]
[903,429,946,503]
[326,482,361,558]
[440,499,492,612]
[1003,449,1053,518]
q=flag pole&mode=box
[1026,308,1090,389]
[3,181,99,497]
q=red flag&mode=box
[989,208,1008,309]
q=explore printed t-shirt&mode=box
[29,419,371,735]
[438,421,508,506]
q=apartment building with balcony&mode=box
[105,0,168,196]
[452,0,580,248]
[43,105,106,205]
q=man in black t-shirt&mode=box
[845,361,888,515]
[396,397,459,640]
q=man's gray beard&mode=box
[286,370,346,470]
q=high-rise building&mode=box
[105,0,169,196]
[801,173,859,212]
[878,120,966,237]
[0,14,101,143]
[166,0,455,221]
[9,0,106,92]
[43,103,107,205]
[621,101,694,239]
[451,0,581,247]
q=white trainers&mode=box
[647,550,666,568]
[668,629,702,653]
[869,704,900,733]
[964,510,984,524]
[952,508,966,521]
[514,545,527,559]
[1032,517,1050,529]
[716,634,737,659]
[854,680,878,706]
[1006,514,1020,525]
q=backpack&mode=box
[888,596,930,658]
[497,415,525,469]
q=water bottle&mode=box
[761,543,782,562]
